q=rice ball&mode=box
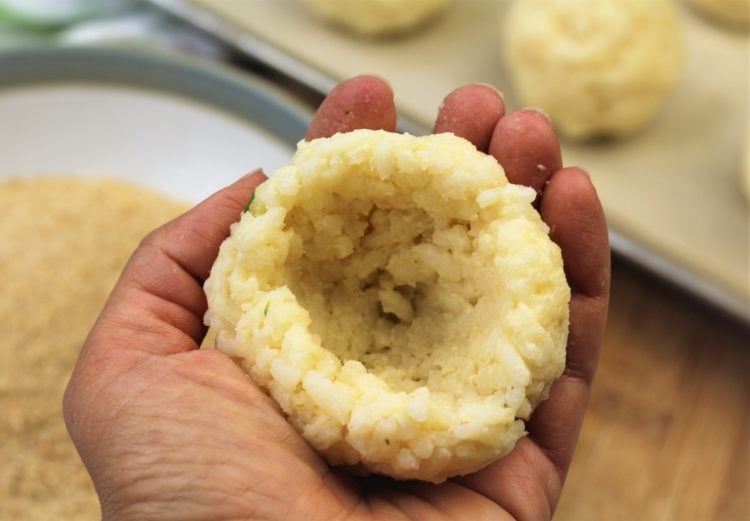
[204,130,570,483]
[502,0,684,140]
[301,0,450,37]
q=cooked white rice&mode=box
[204,129,570,482]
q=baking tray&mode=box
[0,46,311,202]
[149,0,750,324]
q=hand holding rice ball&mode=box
[205,129,570,482]
[64,77,610,519]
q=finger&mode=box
[489,109,562,195]
[455,302,605,519]
[305,75,397,140]
[136,170,266,283]
[524,293,608,477]
[88,171,267,356]
[456,168,610,514]
[541,167,610,301]
[526,167,610,474]
[454,438,561,521]
[432,83,505,152]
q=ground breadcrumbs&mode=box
[0,177,186,520]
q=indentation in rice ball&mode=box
[205,129,570,482]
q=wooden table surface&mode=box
[554,258,749,521]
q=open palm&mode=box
[64,76,610,521]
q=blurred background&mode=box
[0,0,747,519]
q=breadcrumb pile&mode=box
[0,178,186,519]
[205,130,570,482]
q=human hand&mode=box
[64,76,610,521]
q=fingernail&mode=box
[525,107,551,122]
[475,82,505,102]
[354,73,393,91]
[242,169,267,181]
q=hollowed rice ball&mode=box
[502,0,683,140]
[204,129,570,483]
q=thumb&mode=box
[85,170,266,359]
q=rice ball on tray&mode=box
[301,0,450,37]
[502,0,683,140]
[204,129,570,483]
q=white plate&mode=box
[0,47,311,203]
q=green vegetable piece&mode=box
[244,192,255,212]
[264,301,271,316]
